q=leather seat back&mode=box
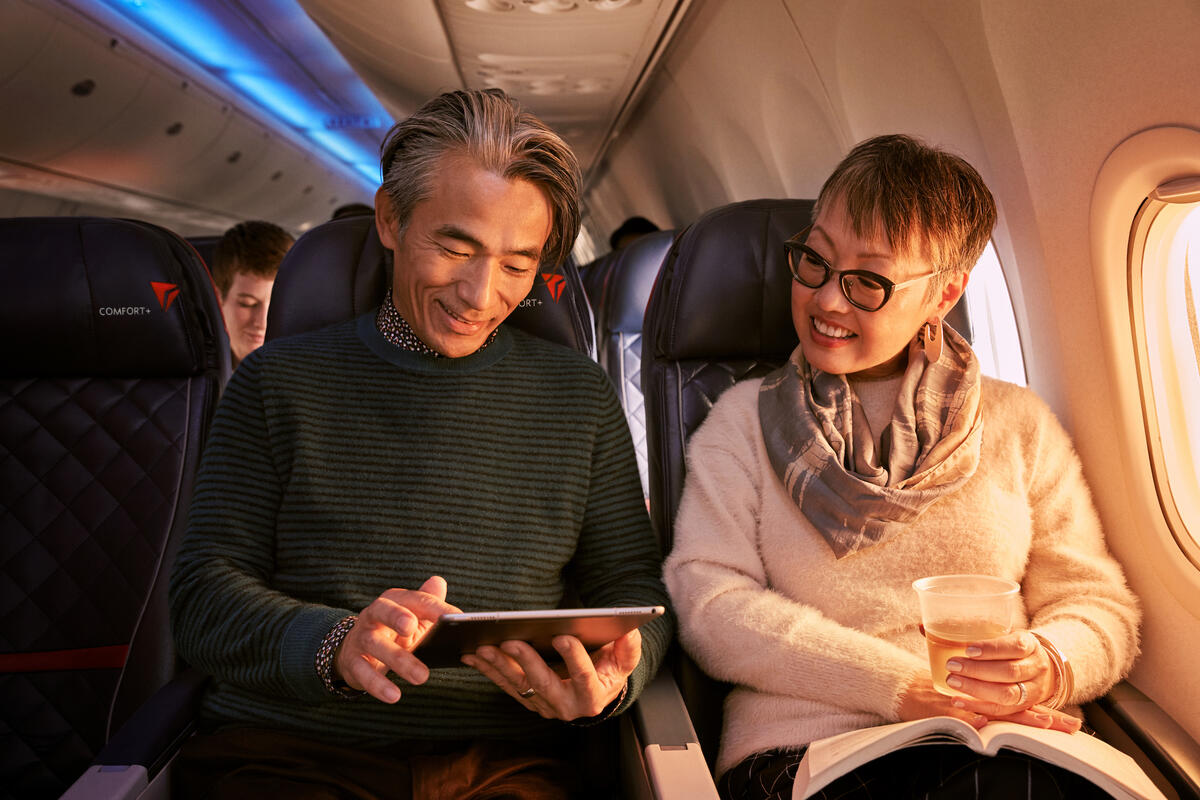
[0,216,229,797]
[266,215,594,355]
[596,229,674,497]
[642,199,814,764]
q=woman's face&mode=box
[790,200,967,378]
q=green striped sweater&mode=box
[169,314,673,744]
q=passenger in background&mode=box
[170,88,671,799]
[664,135,1139,799]
[211,220,293,368]
[331,201,374,219]
[609,215,659,250]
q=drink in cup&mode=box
[912,574,1020,697]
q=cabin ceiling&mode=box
[0,0,688,236]
[298,0,688,173]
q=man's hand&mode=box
[334,576,461,703]
[461,629,641,721]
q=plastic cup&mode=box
[912,574,1021,697]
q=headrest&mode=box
[604,229,675,333]
[647,199,814,362]
[266,215,594,355]
[186,235,222,271]
[0,217,230,378]
[580,250,617,303]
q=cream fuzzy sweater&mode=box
[663,376,1140,776]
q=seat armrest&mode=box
[1087,680,1200,799]
[60,669,209,800]
[621,671,720,800]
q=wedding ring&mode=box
[519,687,536,699]
[1016,681,1028,706]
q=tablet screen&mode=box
[413,606,665,668]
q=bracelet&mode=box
[1031,631,1075,709]
[316,615,365,700]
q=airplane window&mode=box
[965,242,1027,386]
[1131,182,1200,565]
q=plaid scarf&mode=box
[758,324,983,558]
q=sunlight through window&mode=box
[1134,190,1200,562]
[965,242,1026,385]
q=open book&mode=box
[794,716,1167,800]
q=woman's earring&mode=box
[917,318,943,363]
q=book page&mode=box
[796,718,1167,800]
[798,717,980,797]
[978,724,1166,800]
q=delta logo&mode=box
[540,272,566,303]
[151,281,180,311]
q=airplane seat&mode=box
[0,217,230,799]
[579,250,618,314]
[596,229,675,499]
[67,213,714,799]
[642,198,815,767]
[265,214,595,356]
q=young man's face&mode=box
[220,271,274,364]
[375,152,552,358]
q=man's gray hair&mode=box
[378,89,581,270]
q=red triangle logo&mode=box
[540,272,565,303]
[151,281,179,311]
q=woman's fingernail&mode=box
[947,676,963,689]
[461,655,476,668]
[946,660,963,673]
[965,646,982,657]
[952,699,966,709]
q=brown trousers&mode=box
[172,727,584,800]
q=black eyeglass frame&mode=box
[783,226,936,312]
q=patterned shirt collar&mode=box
[375,288,498,358]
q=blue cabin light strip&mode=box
[91,0,393,192]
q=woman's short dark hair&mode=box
[378,89,581,270]
[814,134,997,290]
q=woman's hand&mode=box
[462,629,640,721]
[905,631,1081,733]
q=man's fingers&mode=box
[343,651,402,703]
[417,575,448,602]
[611,629,642,675]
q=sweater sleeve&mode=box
[1010,385,1141,703]
[168,353,348,704]
[568,370,674,713]
[663,382,924,720]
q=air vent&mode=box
[463,0,641,11]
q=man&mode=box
[210,220,294,367]
[609,215,660,250]
[170,89,672,798]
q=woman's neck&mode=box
[848,348,908,381]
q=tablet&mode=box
[413,605,665,669]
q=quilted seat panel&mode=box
[1,377,188,652]
[0,216,228,799]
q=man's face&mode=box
[220,271,274,364]
[375,153,552,358]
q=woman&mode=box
[662,135,1140,799]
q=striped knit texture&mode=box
[169,314,672,745]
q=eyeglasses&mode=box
[783,227,936,312]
